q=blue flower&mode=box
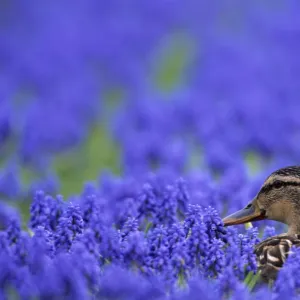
[0,165,21,199]
[75,229,97,253]
[204,238,225,276]
[0,232,9,255]
[169,241,190,281]
[137,183,158,220]
[275,247,300,298]
[203,206,226,240]
[121,231,147,268]
[80,194,101,228]
[262,226,276,239]
[172,277,216,300]
[98,227,122,264]
[0,253,19,299]
[31,226,55,257]
[0,103,11,145]
[146,225,169,273]
[12,232,31,266]
[29,190,51,230]
[48,195,66,232]
[187,221,209,270]
[154,184,178,226]
[6,217,21,245]
[0,202,19,230]
[52,253,88,300]
[70,242,101,294]
[173,177,190,216]
[121,217,139,240]
[217,266,248,298]
[184,204,203,235]
[167,223,185,250]
[29,173,60,196]
[97,265,164,300]
[55,204,83,252]
[64,204,84,235]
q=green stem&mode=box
[244,271,254,287]
[145,222,153,234]
[248,272,261,291]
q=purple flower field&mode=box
[1,0,300,299]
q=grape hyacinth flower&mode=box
[48,195,66,232]
[80,194,101,228]
[29,191,50,230]
[146,225,170,273]
[6,217,21,245]
[262,226,276,240]
[154,185,178,226]
[121,217,139,240]
[0,165,21,199]
[274,247,300,299]
[187,220,209,270]
[2,170,300,298]
[55,204,83,252]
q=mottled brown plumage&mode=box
[254,234,300,282]
[222,166,300,282]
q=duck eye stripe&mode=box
[259,181,300,195]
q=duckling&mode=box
[222,166,300,282]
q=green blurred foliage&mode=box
[153,34,195,93]
[245,152,265,175]
[53,123,121,197]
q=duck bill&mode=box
[222,202,266,226]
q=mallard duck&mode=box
[222,166,300,282]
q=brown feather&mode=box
[254,234,300,282]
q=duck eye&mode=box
[273,180,283,189]
[245,203,252,209]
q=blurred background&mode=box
[1,0,300,221]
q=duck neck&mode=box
[287,215,300,235]
[287,225,299,235]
